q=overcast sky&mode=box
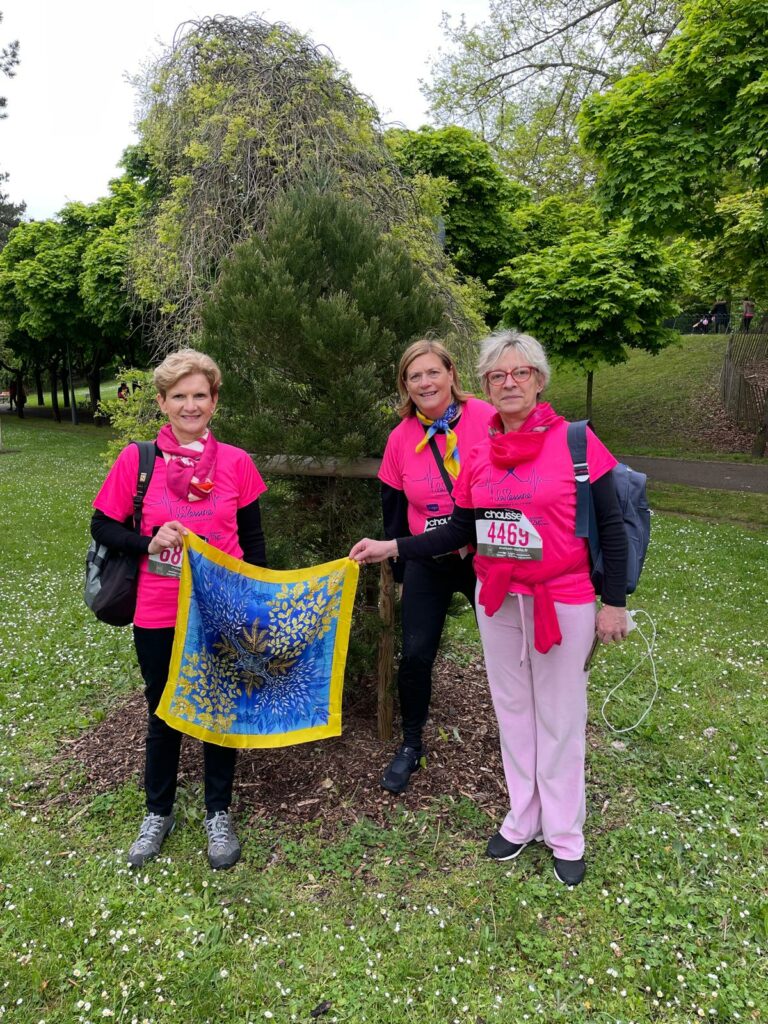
[1,1,489,220]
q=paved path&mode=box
[618,455,768,493]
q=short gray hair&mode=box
[477,330,551,391]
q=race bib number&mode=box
[474,508,543,560]
[147,545,185,578]
[424,515,451,532]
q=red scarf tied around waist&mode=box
[156,424,218,501]
[477,402,583,654]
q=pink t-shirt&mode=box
[378,396,495,536]
[452,420,617,604]
[93,441,267,628]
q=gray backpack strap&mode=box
[567,420,591,540]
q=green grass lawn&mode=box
[545,334,763,461]
[1,417,767,1023]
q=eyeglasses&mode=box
[486,366,535,387]
[406,368,447,385]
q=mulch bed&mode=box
[55,656,518,831]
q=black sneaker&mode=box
[553,857,586,886]
[486,831,543,861]
[380,744,424,794]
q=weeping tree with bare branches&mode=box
[424,0,681,195]
[128,15,481,357]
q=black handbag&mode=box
[84,441,156,626]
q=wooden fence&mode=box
[719,333,768,455]
[259,455,395,740]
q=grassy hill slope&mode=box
[544,334,758,460]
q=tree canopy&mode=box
[0,179,148,411]
[424,0,680,194]
[579,0,768,234]
[128,15,475,351]
[495,206,692,412]
[386,125,528,320]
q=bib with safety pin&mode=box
[474,508,543,560]
[148,545,185,578]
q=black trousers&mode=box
[133,626,237,816]
[398,554,477,747]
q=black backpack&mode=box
[567,421,651,597]
[84,441,156,626]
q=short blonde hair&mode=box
[153,348,222,397]
[396,339,471,418]
[477,330,551,394]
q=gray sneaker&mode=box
[127,813,175,867]
[205,811,241,870]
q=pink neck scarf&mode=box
[156,424,218,502]
[477,401,574,653]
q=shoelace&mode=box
[138,814,167,841]
[206,813,232,845]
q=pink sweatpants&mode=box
[476,588,596,860]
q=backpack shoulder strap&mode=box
[567,420,591,540]
[131,440,157,532]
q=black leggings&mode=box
[398,554,477,746]
[133,626,237,816]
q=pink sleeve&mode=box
[378,429,404,490]
[237,452,268,507]
[92,444,139,521]
[586,428,618,483]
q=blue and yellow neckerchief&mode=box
[414,401,461,479]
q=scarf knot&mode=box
[414,402,461,479]
[156,424,218,502]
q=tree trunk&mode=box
[87,367,101,411]
[49,365,61,423]
[585,370,594,421]
[34,365,44,405]
[61,374,69,409]
[15,371,25,419]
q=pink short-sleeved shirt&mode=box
[93,441,267,628]
[378,396,494,536]
[452,420,617,603]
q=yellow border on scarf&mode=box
[156,531,360,748]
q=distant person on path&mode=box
[91,349,268,870]
[376,339,494,794]
[710,298,730,334]
[8,381,16,411]
[351,330,630,886]
[741,298,755,332]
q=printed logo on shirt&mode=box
[424,515,451,532]
[474,508,543,560]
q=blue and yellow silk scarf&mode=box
[414,402,461,479]
[157,533,360,748]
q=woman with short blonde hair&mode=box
[91,348,267,871]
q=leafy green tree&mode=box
[0,180,148,416]
[129,15,478,352]
[424,0,680,195]
[0,179,24,249]
[201,185,455,675]
[579,0,768,234]
[386,126,528,321]
[497,219,692,416]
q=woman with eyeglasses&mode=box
[376,339,495,794]
[352,331,629,885]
